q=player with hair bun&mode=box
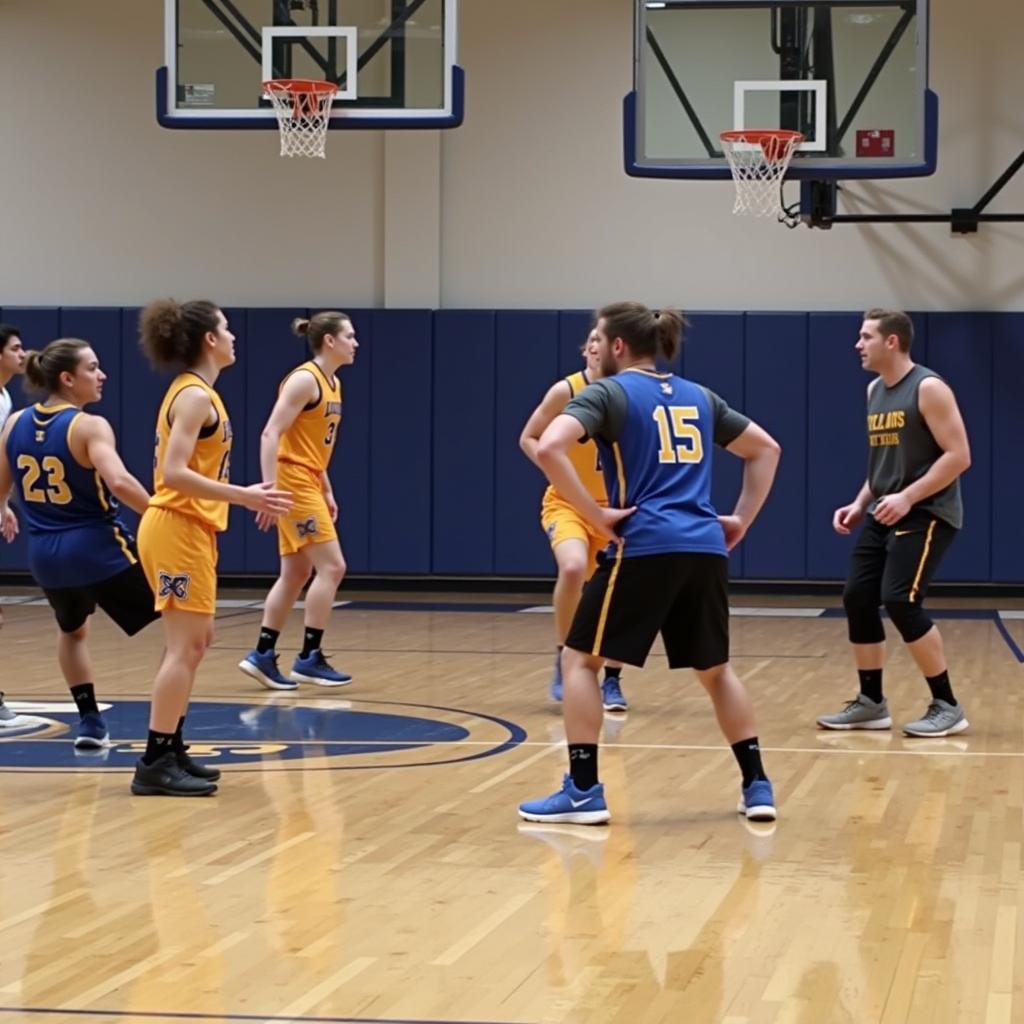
[133,299,292,797]
[239,311,357,691]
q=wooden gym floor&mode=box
[1,590,1023,1024]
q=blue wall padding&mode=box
[493,311,560,576]
[990,314,1024,583]
[432,311,496,574]
[805,313,870,579]
[0,307,1019,584]
[368,310,433,573]
[684,313,745,577]
[330,309,373,574]
[926,313,991,581]
[743,313,808,579]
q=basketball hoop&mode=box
[262,79,338,159]
[719,130,803,219]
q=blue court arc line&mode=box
[993,616,1024,663]
[0,1009,528,1024]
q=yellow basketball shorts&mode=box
[276,460,339,557]
[138,506,219,616]
[540,492,608,579]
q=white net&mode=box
[719,130,803,218]
[263,80,338,159]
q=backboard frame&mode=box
[158,0,463,130]
[625,0,937,180]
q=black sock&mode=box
[858,669,884,704]
[925,670,956,706]
[301,627,324,658]
[603,666,622,681]
[256,627,279,655]
[70,683,98,718]
[568,743,599,790]
[173,716,186,753]
[143,730,175,766]
[731,737,767,788]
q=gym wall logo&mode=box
[0,698,526,772]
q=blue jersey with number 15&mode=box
[5,404,138,588]
[565,368,751,558]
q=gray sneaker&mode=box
[902,699,968,737]
[817,694,892,730]
[0,692,26,727]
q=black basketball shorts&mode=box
[43,563,160,636]
[566,550,730,670]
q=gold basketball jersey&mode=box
[149,372,233,531]
[277,362,342,474]
[546,370,607,505]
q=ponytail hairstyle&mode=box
[595,302,688,363]
[22,338,91,396]
[139,299,222,369]
[292,311,351,354]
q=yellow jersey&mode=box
[543,370,607,506]
[277,361,342,474]
[149,372,233,531]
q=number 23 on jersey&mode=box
[17,455,72,504]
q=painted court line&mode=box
[0,1009,525,1024]
[2,736,1017,759]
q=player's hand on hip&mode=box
[596,506,636,543]
[717,514,747,551]
[832,502,864,535]
[872,492,911,526]
[325,493,338,522]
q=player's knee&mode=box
[558,558,588,588]
[177,635,208,669]
[883,600,933,644]
[562,646,601,675]
[65,621,89,641]
[693,661,731,690]
[843,586,885,645]
[319,556,345,586]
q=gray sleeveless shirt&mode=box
[866,364,962,529]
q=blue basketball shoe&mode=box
[238,650,297,691]
[601,676,628,712]
[518,774,610,825]
[737,778,777,822]
[290,650,352,687]
[74,712,110,749]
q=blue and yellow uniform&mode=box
[275,361,342,556]
[540,370,609,576]
[591,369,732,557]
[138,372,232,616]
[560,368,751,669]
[6,403,137,588]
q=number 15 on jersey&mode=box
[652,406,703,464]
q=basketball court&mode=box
[1,592,1023,1023]
[2,0,1024,1021]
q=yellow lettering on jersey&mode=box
[652,406,703,464]
[867,408,907,446]
[869,432,901,447]
[17,455,73,505]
